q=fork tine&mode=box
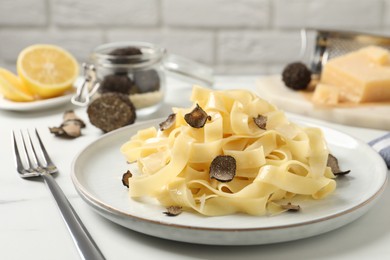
[35,128,51,165]
[26,129,43,169]
[34,128,57,173]
[13,129,58,176]
[20,129,38,171]
[13,131,25,174]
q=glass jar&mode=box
[72,42,214,116]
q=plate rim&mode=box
[71,117,388,233]
[0,92,73,111]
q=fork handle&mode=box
[42,174,106,260]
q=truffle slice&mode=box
[282,62,312,90]
[209,155,236,182]
[184,104,211,128]
[253,114,267,130]
[99,74,134,94]
[133,69,161,93]
[281,202,301,212]
[327,154,351,176]
[159,113,176,131]
[121,170,132,188]
[87,93,136,133]
[49,110,85,138]
[163,206,183,216]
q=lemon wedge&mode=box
[17,44,79,98]
[0,68,35,102]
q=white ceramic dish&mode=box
[0,92,73,111]
[256,75,390,130]
[71,118,388,245]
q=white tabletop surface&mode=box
[0,76,389,260]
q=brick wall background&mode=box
[0,0,389,75]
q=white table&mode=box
[1,76,389,260]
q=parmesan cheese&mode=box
[318,45,390,103]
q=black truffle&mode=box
[163,206,182,216]
[281,62,312,90]
[49,110,86,139]
[99,74,134,94]
[122,170,132,188]
[109,47,142,56]
[253,114,267,130]
[327,154,350,176]
[133,69,161,93]
[184,104,211,128]
[159,113,176,131]
[87,93,136,133]
[281,202,301,212]
[209,155,236,182]
[108,47,143,70]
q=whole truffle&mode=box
[282,62,312,90]
[99,74,134,94]
[109,47,142,56]
[87,93,136,132]
[108,47,143,70]
[134,69,161,93]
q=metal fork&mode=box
[13,129,105,260]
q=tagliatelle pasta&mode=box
[120,86,336,216]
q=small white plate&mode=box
[71,118,388,245]
[0,92,74,111]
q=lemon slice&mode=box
[0,68,35,102]
[17,44,79,98]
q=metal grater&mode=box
[300,29,390,74]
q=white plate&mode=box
[0,92,73,111]
[256,75,390,130]
[71,118,388,245]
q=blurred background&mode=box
[1,0,389,75]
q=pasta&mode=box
[120,85,336,216]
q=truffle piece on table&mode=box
[49,110,86,138]
[87,93,136,133]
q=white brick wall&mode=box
[107,29,214,64]
[163,0,269,28]
[52,0,159,26]
[0,0,389,75]
[273,0,383,29]
[0,0,47,26]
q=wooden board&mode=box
[256,75,390,131]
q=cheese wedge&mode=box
[312,83,340,106]
[359,45,390,65]
[319,45,390,103]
